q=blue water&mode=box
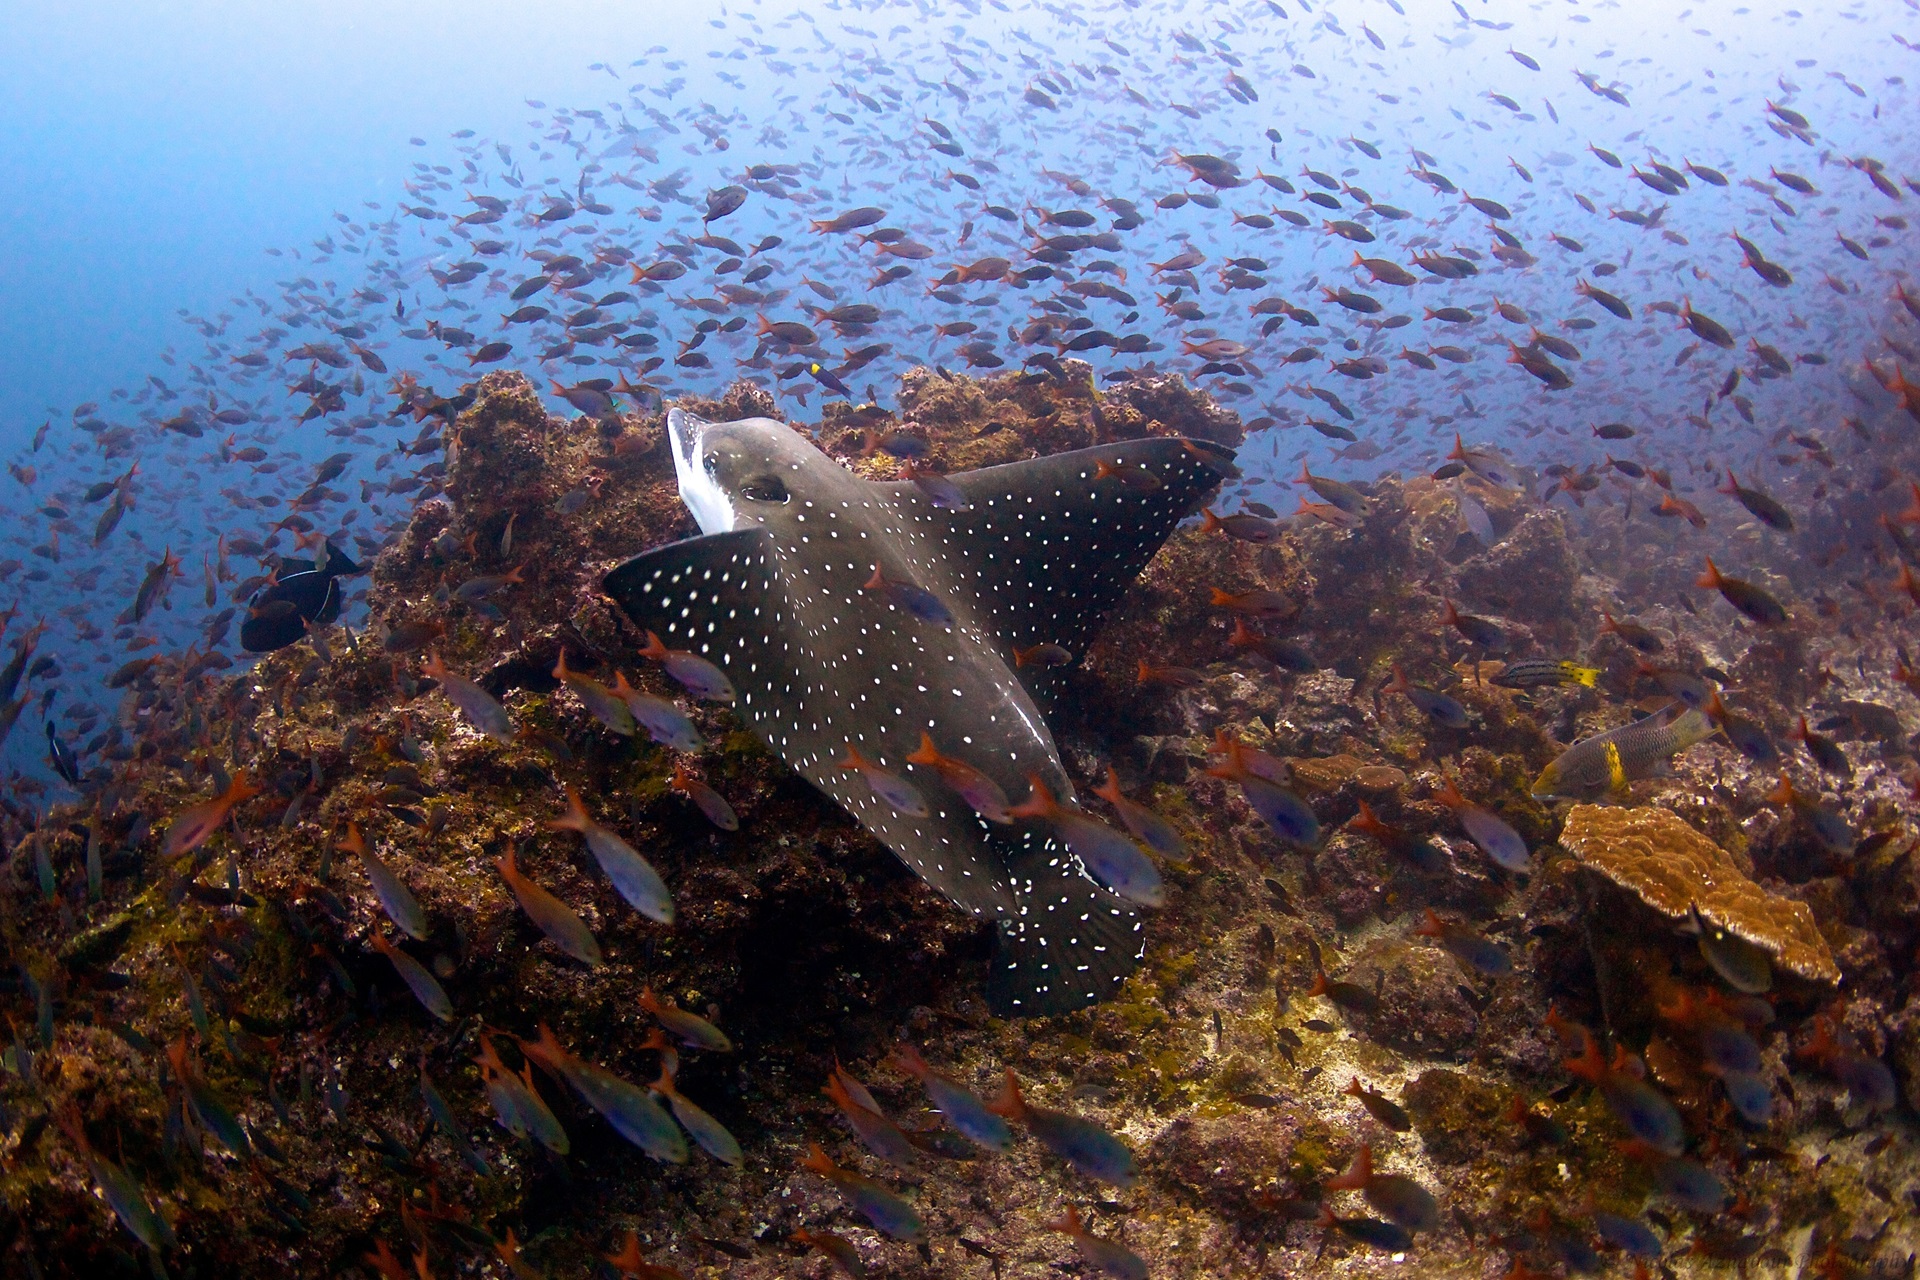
[2,0,1914,782]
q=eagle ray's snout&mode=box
[667,407,735,535]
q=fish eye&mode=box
[739,473,790,504]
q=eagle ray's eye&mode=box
[740,473,790,504]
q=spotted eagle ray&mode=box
[604,409,1234,1015]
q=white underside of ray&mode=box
[668,407,736,535]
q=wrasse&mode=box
[163,769,263,857]
[1531,706,1715,801]
[1550,1010,1686,1155]
[550,785,675,923]
[1048,1205,1148,1280]
[518,1023,684,1162]
[1436,771,1529,870]
[988,1068,1137,1187]
[1696,557,1787,626]
[887,1044,1013,1152]
[799,1144,924,1241]
[1385,664,1468,728]
[1345,801,1444,872]
[906,732,1012,822]
[496,844,603,966]
[1324,1143,1439,1232]
[636,629,736,702]
[824,1062,918,1167]
[1412,908,1510,975]
[1011,775,1163,907]
[423,650,515,742]
[1492,658,1599,689]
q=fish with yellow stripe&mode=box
[1531,705,1716,800]
[1492,658,1601,690]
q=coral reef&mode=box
[1559,803,1840,985]
[3,367,1916,1280]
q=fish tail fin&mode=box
[986,833,1142,1018]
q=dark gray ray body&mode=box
[604,409,1231,1015]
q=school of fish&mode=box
[2,0,1919,1276]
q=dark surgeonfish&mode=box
[605,409,1233,1016]
[239,540,364,653]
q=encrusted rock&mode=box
[1403,1068,1510,1165]
[1148,1108,1325,1221]
[1340,939,1481,1059]
[1559,804,1839,985]
[1453,508,1580,634]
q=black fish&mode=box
[239,541,364,653]
[46,720,81,786]
[606,410,1232,1016]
